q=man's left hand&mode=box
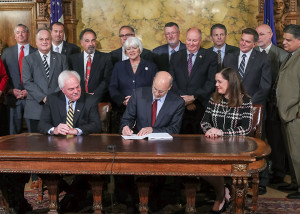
[68,128,79,135]
[137,127,153,136]
[181,95,195,106]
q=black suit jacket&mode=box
[38,91,101,134]
[52,41,81,58]
[223,49,272,105]
[152,41,186,71]
[207,43,239,70]
[110,47,154,66]
[169,48,218,107]
[120,87,185,134]
[68,50,113,102]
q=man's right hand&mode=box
[11,89,22,99]
[122,125,133,136]
[53,123,70,135]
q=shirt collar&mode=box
[17,43,29,50]
[84,51,94,59]
[168,42,180,54]
[38,50,50,58]
[259,43,272,54]
[186,49,198,56]
[213,44,226,53]
[240,48,253,58]
[52,42,63,50]
[152,92,167,103]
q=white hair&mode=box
[58,70,81,89]
[123,37,143,55]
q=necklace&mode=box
[131,63,139,69]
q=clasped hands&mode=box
[122,125,153,136]
[12,89,28,99]
[53,123,78,135]
[181,95,196,111]
[205,128,223,138]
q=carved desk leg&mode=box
[232,177,248,214]
[137,180,150,214]
[89,176,103,214]
[184,181,197,214]
[0,189,9,213]
[251,172,259,211]
[41,175,59,214]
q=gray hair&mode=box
[58,70,81,89]
[14,24,29,34]
[36,27,51,38]
[123,37,143,55]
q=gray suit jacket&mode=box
[277,48,300,123]
[120,87,185,134]
[1,45,36,106]
[22,51,68,120]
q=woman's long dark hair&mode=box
[212,67,249,107]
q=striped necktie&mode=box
[217,50,222,68]
[187,53,194,76]
[238,54,247,78]
[66,101,74,128]
[43,55,50,79]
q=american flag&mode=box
[263,0,277,46]
[50,0,64,26]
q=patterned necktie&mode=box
[19,46,24,84]
[43,55,50,79]
[55,46,59,53]
[170,49,176,61]
[217,50,222,67]
[187,53,194,77]
[66,100,74,128]
[238,54,247,78]
[152,99,158,127]
[86,55,91,93]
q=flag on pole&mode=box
[50,0,64,26]
[263,0,277,46]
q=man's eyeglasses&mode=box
[152,87,167,95]
[165,32,178,36]
[119,33,134,38]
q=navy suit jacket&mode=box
[152,41,186,71]
[169,48,218,107]
[110,47,154,66]
[223,49,272,105]
[52,41,81,58]
[68,50,113,102]
[109,58,157,106]
[38,91,101,134]
[120,87,185,134]
[1,45,36,106]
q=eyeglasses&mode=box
[119,33,134,38]
[152,87,167,95]
[165,32,178,36]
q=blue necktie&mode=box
[238,54,247,78]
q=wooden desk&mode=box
[0,134,270,214]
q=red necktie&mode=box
[85,55,91,93]
[187,53,194,77]
[152,100,157,127]
[19,46,24,84]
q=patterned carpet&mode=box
[24,189,300,214]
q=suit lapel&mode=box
[89,51,99,80]
[35,51,49,80]
[155,93,169,126]
[73,94,85,125]
[179,51,189,81]
[58,92,67,122]
[48,52,56,81]
[190,49,204,78]
[145,90,153,127]
[62,41,68,55]
[243,50,256,80]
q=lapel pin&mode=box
[145,67,148,70]
[199,55,202,58]
[77,109,80,112]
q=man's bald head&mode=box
[152,71,173,99]
[256,24,273,49]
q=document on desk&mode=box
[121,133,173,140]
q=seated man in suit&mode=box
[110,25,154,66]
[38,70,101,135]
[51,22,81,57]
[152,22,186,70]
[121,71,185,136]
[208,23,239,70]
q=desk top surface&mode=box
[0,134,269,159]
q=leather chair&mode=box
[249,104,263,139]
[98,102,112,133]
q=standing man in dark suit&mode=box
[277,24,300,199]
[121,71,184,136]
[152,22,186,71]
[256,24,289,187]
[68,28,113,102]
[208,24,239,70]
[2,24,36,134]
[169,27,218,134]
[38,70,101,135]
[223,28,271,106]
[110,25,154,66]
[51,22,81,57]
[22,27,68,132]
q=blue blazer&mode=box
[120,87,185,134]
[109,58,157,106]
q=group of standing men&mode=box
[0,20,299,212]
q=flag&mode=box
[264,0,277,46]
[50,0,64,26]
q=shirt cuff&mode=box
[48,127,55,135]
[76,128,83,135]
